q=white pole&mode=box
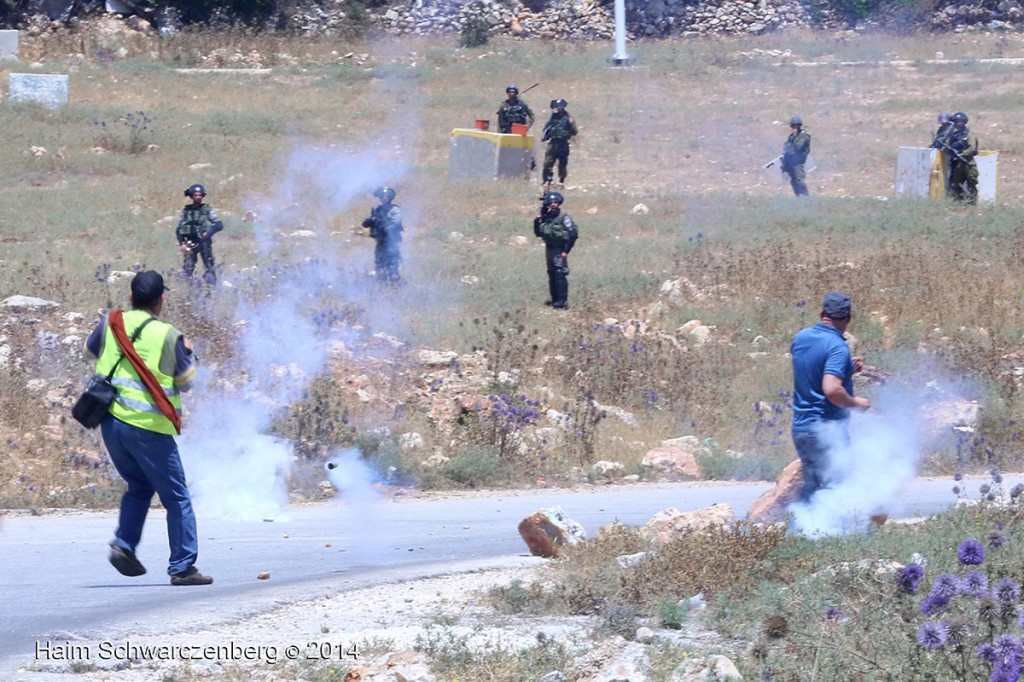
[611,0,630,65]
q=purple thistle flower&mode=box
[1011,483,1024,499]
[916,621,949,650]
[931,573,961,600]
[981,483,992,495]
[990,531,1007,549]
[922,594,950,616]
[994,578,1021,606]
[897,562,924,594]
[980,643,999,663]
[954,472,964,481]
[953,486,962,495]
[958,539,986,565]
[993,634,1021,660]
[961,571,990,598]
[990,661,1022,682]
[823,606,841,622]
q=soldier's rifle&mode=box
[938,139,970,164]
[519,82,540,96]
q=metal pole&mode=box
[611,0,631,65]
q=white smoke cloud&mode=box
[785,374,979,537]
[179,141,414,521]
[789,410,919,536]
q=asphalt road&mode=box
[0,476,1013,678]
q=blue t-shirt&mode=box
[790,323,854,432]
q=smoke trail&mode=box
[789,411,918,536]
[179,143,412,521]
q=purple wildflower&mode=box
[990,662,1022,682]
[980,643,999,663]
[961,571,990,598]
[981,483,992,495]
[958,539,986,565]
[916,621,949,650]
[994,578,1021,606]
[993,634,1022,660]
[931,573,961,600]
[953,486,962,495]
[1011,483,1024,499]
[921,594,950,616]
[897,562,924,594]
[989,531,1007,549]
[823,606,841,622]
[954,472,964,481]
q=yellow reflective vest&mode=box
[95,309,183,435]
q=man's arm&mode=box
[173,336,196,392]
[823,373,869,410]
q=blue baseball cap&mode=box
[822,292,852,320]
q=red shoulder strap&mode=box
[108,310,182,435]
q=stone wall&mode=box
[289,0,1024,39]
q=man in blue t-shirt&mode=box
[790,291,871,502]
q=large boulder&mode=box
[518,506,586,558]
[747,459,803,524]
[639,504,734,545]
[641,446,701,480]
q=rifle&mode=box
[938,139,969,164]
[520,82,540,96]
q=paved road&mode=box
[0,476,1011,678]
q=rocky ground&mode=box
[16,554,736,682]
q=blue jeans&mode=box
[792,422,851,502]
[101,415,198,575]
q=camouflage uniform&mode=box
[363,201,404,284]
[948,124,979,204]
[541,107,578,186]
[176,203,223,284]
[497,97,535,134]
[533,196,578,309]
[781,127,812,197]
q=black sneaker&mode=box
[170,567,214,586]
[108,545,146,577]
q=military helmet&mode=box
[952,111,968,124]
[552,98,568,109]
[374,186,396,200]
[505,83,518,94]
[541,191,564,205]
[185,183,207,197]
[789,115,803,126]
[937,112,951,123]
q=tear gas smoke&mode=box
[180,144,411,521]
[786,380,974,537]
[324,448,380,505]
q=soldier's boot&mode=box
[552,278,568,309]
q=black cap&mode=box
[822,291,852,320]
[131,270,169,308]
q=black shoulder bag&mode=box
[71,314,155,429]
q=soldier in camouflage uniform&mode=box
[930,112,953,197]
[496,84,535,134]
[541,98,578,190]
[176,183,224,284]
[533,191,578,309]
[947,111,979,204]
[361,186,404,284]
[781,115,811,197]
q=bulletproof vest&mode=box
[370,204,402,242]
[538,211,573,243]
[504,101,528,124]
[949,127,974,153]
[783,131,810,165]
[179,204,214,239]
[546,113,574,140]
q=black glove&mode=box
[362,218,375,229]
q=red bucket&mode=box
[510,122,529,135]
[474,119,490,131]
